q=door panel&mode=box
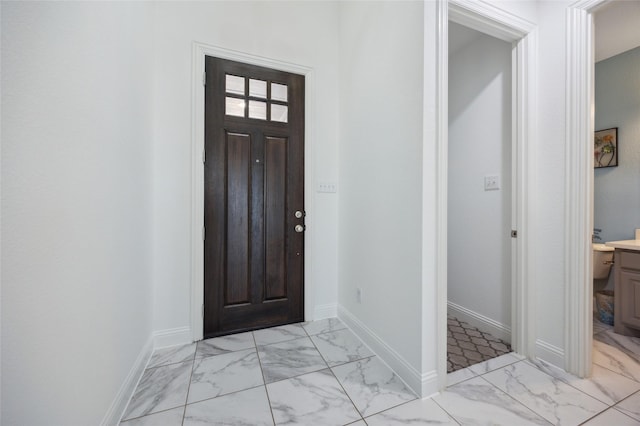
[265,136,287,301]
[204,57,304,338]
[226,131,251,306]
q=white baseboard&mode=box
[338,305,438,398]
[313,303,338,320]
[100,336,153,426]
[535,339,565,369]
[153,326,193,349]
[448,302,511,344]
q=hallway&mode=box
[120,318,640,425]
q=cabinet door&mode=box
[619,270,640,330]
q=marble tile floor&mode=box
[120,317,640,425]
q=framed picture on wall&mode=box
[594,127,618,168]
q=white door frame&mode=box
[435,0,538,389]
[564,0,609,378]
[190,42,316,341]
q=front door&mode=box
[204,57,305,338]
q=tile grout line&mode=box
[429,397,464,426]
[475,372,555,426]
[512,358,616,411]
[252,329,277,426]
[179,345,198,426]
[305,324,367,424]
[529,358,640,408]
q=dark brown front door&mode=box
[204,57,305,338]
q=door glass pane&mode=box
[248,100,267,120]
[271,104,288,123]
[225,97,245,117]
[226,75,245,96]
[249,79,267,99]
[271,83,288,102]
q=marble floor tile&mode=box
[447,366,477,386]
[593,338,640,382]
[147,343,196,369]
[433,376,550,426]
[187,348,263,403]
[258,336,327,383]
[483,361,607,425]
[310,328,374,367]
[528,359,640,405]
[346,421,367,426]
[302,317,347,336]
[583,408,640,425]
[253,323,307,346]
[195,331,255,358]
[119,407,184,426]
[616,391,640,421]
[332,356,416,417]
[595,330,640,356]
[593,317,613,335]
[267,368,361,425]
[365,398,458,425]
[469,352,524,375]
[183,386,273,426]
[122,360,192,421]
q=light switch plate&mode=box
[317,182,337,193]
[484,175,500,191]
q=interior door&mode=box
[204,57,305,338]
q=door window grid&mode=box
[225,74,288,123]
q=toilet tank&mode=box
[593,243,615,279]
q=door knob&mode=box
[295,225,305,233]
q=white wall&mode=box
[594,47,640,244]
[1,2,154,424]
[594,1,640,62]
[448,23,512,338]
[151,1,341,335]
[338,0,425,392]
[534,0,571,364]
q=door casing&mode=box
[565,0,610,378]
[191,43,315,342]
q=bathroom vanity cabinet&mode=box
[613,249,640,337]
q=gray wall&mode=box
[594,46,640,243]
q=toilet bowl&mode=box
[593,243,614,279]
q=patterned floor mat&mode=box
[447,315,512,373]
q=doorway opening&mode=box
[447,21,514,373]
[566,0,640,379]
[590,2,640,380]
[436,1,537,390]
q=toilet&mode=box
[593,243,614,279]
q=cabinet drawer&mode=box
[619,250,640,271]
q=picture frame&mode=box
[594,127,618,168]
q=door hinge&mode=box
[202,148,205,164]
[202,226,205,241]
[201,304,204,318]
[511,230,518,238]
[202,71,206,86]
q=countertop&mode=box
[606,240,640,251]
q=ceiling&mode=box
[449,21,483,57]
